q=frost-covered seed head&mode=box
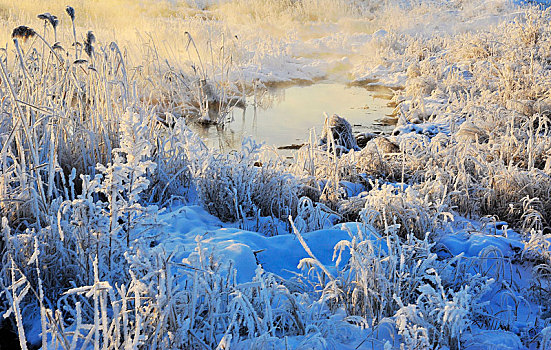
[37,13,58,29]
[12,26,35,42]
[66,6,75,21]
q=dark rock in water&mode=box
[278,143,305,150]
[319,114,359,153]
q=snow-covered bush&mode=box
[394,269,494,349]
[293,197,337,232]
[291,218,501,349]
[145,114,198,204]
[360,180,453,239]
[191,139,299,226]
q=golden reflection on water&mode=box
[190,82,394,152]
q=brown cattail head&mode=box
[37,13,58,29]
[12,26,36,42]
[66,6,75,21]
[84,31,95,57]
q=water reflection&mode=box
[189,82,394,151]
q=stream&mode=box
[189,82,396,152]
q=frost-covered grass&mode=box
[2,0,551,349]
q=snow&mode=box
[462,330,524,349]
[161,205,525,283]
[162,205,371,282]
[155,203,537,346]
[440,229,524,259]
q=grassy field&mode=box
[1,1,551,349]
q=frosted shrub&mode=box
[7,235,330,349]
[294,197,336,232]
[292,131,364,207]
[191,139,299,226]
[395,270,494,349]
[147,115,201,203]
[96,110,160,247]
[354,139,391,177]
[361,180,452,239]
[302,221,499,349]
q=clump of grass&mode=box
[190,139,299,229]
[360,180,453,239]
